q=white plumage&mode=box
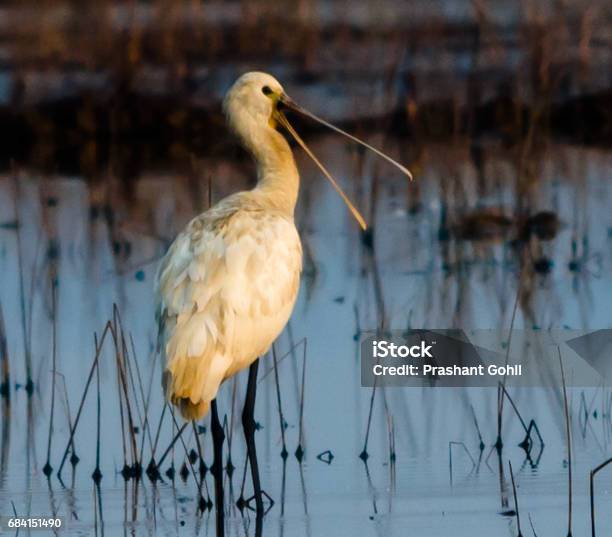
[156,192,302,419]
[156,73,303,420]
[155,71,408,420]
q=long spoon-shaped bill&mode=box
[280,94,413,181]
[275,111,367,230]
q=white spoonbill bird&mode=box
[155,72,411,421]
[155,71,411,518]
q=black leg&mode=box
[243,359,264,516]
[210,399,225,536]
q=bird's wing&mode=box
[155,197,301,405]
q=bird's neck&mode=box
[245,128,300,216]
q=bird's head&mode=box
[223,71,285,133]
[224,71,413,230]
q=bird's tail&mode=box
[176,397,209,421]
[162,369,210,420]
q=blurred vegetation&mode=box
[0,0,609,178]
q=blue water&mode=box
[0,140,611,535]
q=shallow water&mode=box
[0,139,611,536]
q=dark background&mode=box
[0,0,609,182]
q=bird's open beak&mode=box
[273,93,413,231]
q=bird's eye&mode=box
[262,86,273,96]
